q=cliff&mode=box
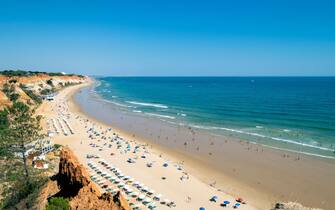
[0,73,86,109]
[55,147,131,210]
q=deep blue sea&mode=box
[94,77,335,159]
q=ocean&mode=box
[92,77,335,159]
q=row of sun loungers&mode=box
[49,118,75,136]
[51,119,60,134]
[57,118,68,135]
[87,159,176,210]
[63,118,74,134]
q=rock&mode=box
[57,147,131,210]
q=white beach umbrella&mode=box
[154,194,162,200]
[144,198,152,203]
[148,202,156,208]
[138,194,145,200]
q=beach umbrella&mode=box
[148,202,156,207]
[138,194,145,200]
[223,201,230,205]
[132,192,139,197]
[142,187,149,192]
[153,194,162,200]
[199,208,205,210]
[144,198,152,203]
[210,195,218,202]
[148,190,155,195]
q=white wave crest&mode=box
[126,101,168,109]
[145,112,175,119]
[190,124,334,152]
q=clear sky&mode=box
[0,0,334,76]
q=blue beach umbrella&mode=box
[199,207,205,210]
[210,195,218,202]
[223,201,230,205]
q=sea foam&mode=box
[126,101,168,109]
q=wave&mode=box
[190,124,334,152]
[177,113,187,117]
[101,99,131,108]
[262,145,335,160]
[132,110,142,113]
[145,112,175,119]
[126,101,168,109]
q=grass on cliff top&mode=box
[0,70,84,78]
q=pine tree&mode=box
[3,101,44,181]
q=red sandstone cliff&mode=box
[38,147,131,210]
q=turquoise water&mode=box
[94,77,335,159]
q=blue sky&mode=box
[0,0,334,76]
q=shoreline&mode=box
[41,79,335,210]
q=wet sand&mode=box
[71,83,335,210]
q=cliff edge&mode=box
[39,147,131,210]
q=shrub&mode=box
[46,197,69,210]
[54,144,62,150]
[19,84,42,104]
[1,176,48,209]
[9,93,20,102]
[46,79,54,87]
[40,88,53,95]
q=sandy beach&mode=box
[38,80,335,210]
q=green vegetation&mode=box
[46,197,69,210]
[0,101,46,209]
[54,144,62,150]
[1,176,48,209]
[0,70,83,78]
[46,79,54,87]
[19,84,42,104]
[2,83,20,102]
[40,88,54,95]
[9,93,19,102]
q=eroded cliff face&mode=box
[0,74,86,108]
[44,147,131,210]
